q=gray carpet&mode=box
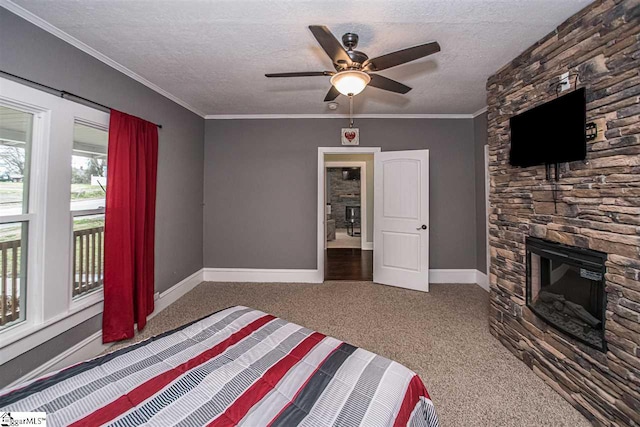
[108,281,590,426]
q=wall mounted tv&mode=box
[509,87,586,167]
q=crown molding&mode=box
[0,0,206,118]
[205,113,474,120]
[472,106,488,117]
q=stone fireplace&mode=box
[487,0,639,425]
[526,238,607,351]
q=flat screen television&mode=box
[509,88,586,167]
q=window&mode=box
[0,76,109,361]
[71,122,108,299]
[0,105,34,329]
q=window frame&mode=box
[0,95,50,343]
[0,77,109,362]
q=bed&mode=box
[0,306,439,426]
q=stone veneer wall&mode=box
[327,168,361,229]
[487,1,639,426]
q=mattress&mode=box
[0,306,439,426]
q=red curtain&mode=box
[103,110,158,343]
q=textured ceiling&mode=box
[9,0,592,116]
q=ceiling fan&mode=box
[265,25,440,101]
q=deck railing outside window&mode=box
[0,237,21,327]
[72,213,104,298]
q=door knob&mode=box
[417,224,427,230]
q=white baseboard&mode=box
[429,269,489,292]
[204,268,323,283]
[150,269,205,318]
[429,269,477,284]
[475,270,489,292]
[429,269,477,283]
[6,268,206,389]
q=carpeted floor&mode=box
[108,281,590,426]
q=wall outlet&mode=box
[558,72,570,92]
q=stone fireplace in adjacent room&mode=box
[526,238,607,351]
[486,1,639,425]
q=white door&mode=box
[373,150,429,291]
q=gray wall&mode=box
[204,118,476,270]
[0,9,204,386]
[474,112,488,273]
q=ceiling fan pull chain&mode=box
[349,95,354,128]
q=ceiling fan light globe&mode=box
[330,70,370,96]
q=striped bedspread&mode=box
[0,306,439,426]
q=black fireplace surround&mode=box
[526,237,607,351]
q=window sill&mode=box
[0,293,103,364]
[70,288,104,313]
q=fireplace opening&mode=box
[526,237,607,351]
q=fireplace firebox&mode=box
[526,237,607,351]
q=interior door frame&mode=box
[324,161,368,250]
[317,147,381,283]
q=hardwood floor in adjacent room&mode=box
[324,248,373,281]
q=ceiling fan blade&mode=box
[265,71,333,77]
[324,86,340,102]
[368,74,412,94]
[309,25,353,66]
[365,41,441,71]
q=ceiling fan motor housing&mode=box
[342,33,359,49]
[340,33,369,68]
[346,50,369,68]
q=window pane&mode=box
[73,214,104,298]
[0,106,33,216]
[71,122,108,211]
[0,221,27,329]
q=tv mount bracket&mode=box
[586,122,597,142]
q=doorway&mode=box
[325,162,366,249]
[324,161,371,280]
[318,147,430,290]
[318,147,379,281]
